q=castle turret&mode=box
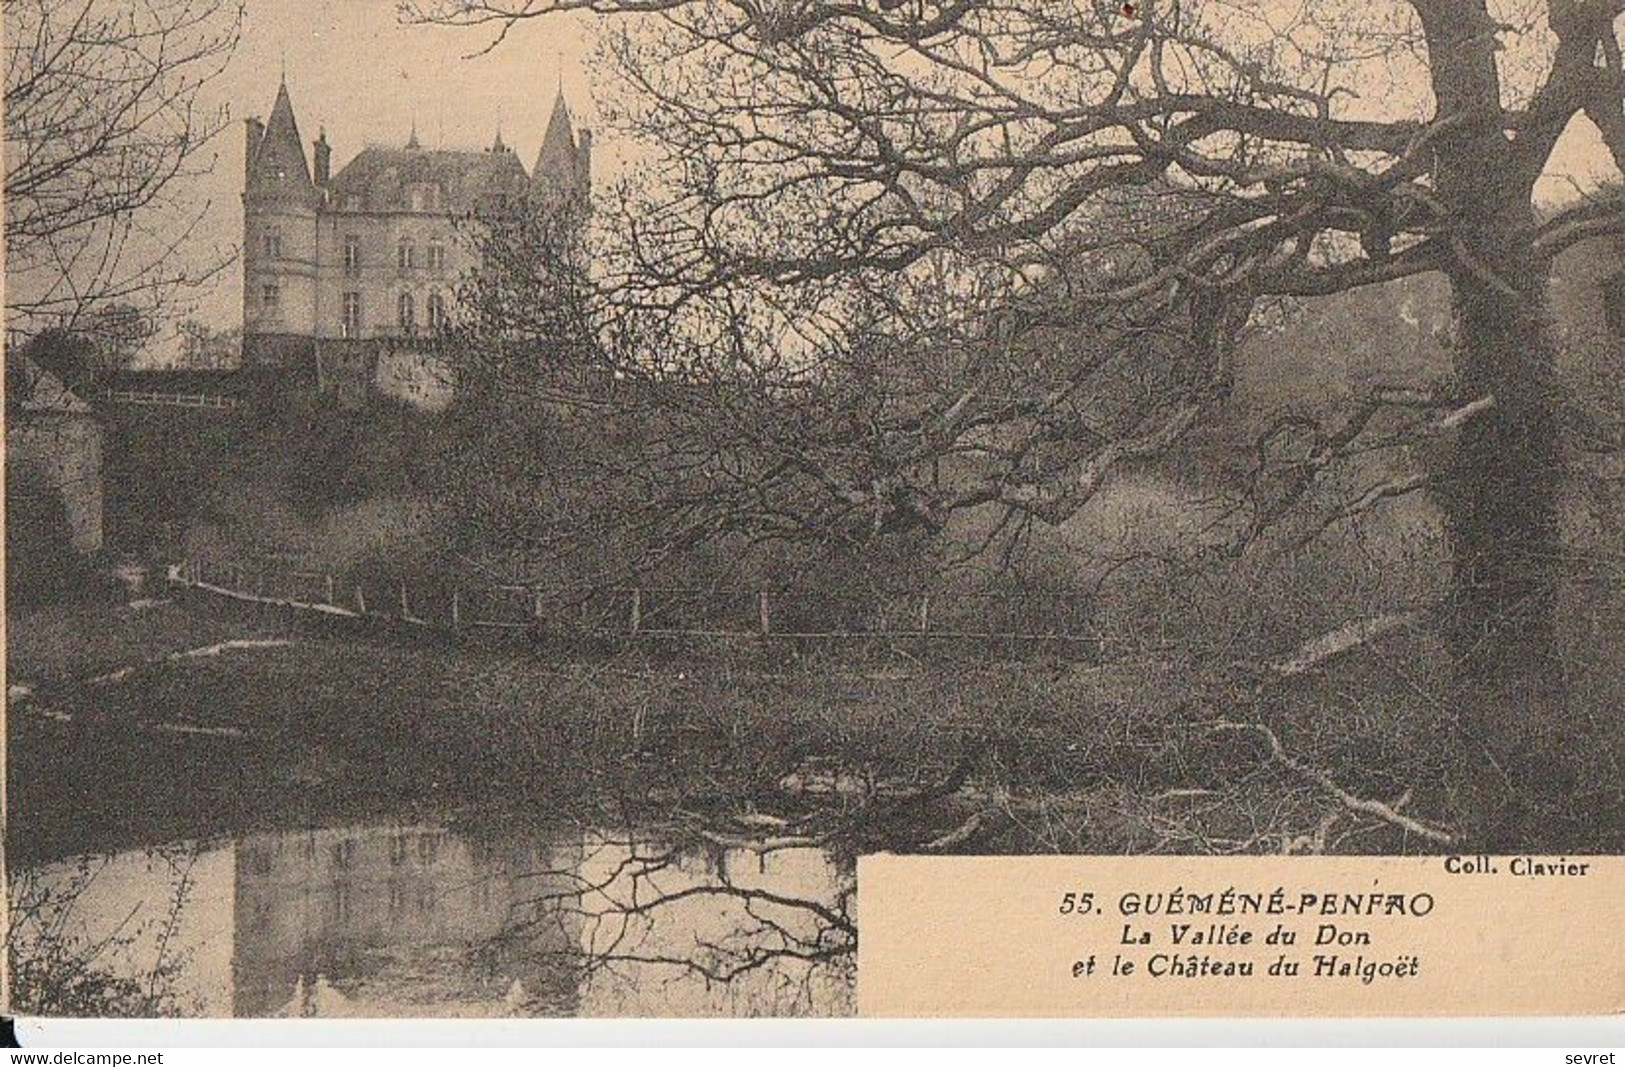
[247,79,318,203]
[531,88,590,209]
[243,78,322,358]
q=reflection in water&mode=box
[12,822,855,1018]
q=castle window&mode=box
[398,239,416,271]
[1604,272,1625,338]
[334,881,352,923]
[343,234,361,276]
[428,241,445,271]
[428,292,446,331]
[398,291,415,333]
[261,284,280,316]
[263,228,283,259]
[341,291,361,338]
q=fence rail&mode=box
[104,389,238,410]
[165,557,1102,652]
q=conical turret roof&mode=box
[531,89,581,194]
[251,79,314,192]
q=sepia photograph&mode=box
[3,0,1625,1027]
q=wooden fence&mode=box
[104,388,239,411]
[167,557,1103,652]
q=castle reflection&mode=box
[15,820,854,1018]
[232,824,587,1017]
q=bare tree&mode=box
[4,0,243,339]
[408,0,1625,706]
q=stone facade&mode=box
[241,79,591,408]
[6,357,104,553]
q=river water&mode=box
[10,820,855,1018]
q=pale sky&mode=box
[155,0,1622,344]
[177,0,605,334]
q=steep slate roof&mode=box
[326,146,530,214]
[252,80,315,189]
[534,93,577,181]
[531,90,588,202]
[7,354,96,417]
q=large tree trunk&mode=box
[1436,211,1573,849]
[1419,0,1567,697]
[1439,233,1566,695]
[1417,0,1574,846]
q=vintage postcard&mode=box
[3,0,1623,1033]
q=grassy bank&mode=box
[8,594,1622,865]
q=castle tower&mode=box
[530,87,591,214]
[243,78,323,361]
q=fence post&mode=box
[533,587,545,621]
[629,588,642,635]
[918,594,931,634]
[356,586,367,615]
[758,591,771,636]
[452,590,462,632]
[325,573,336,604]
[400,581,411,621]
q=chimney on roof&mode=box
[313,128,331,186]
[245,117,265,184]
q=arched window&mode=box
[428,292,446,331]
[398,292,415,333]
